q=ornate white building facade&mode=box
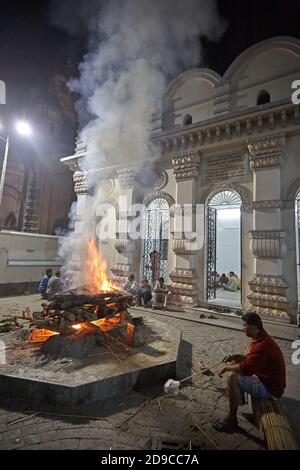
[62,37,300,325]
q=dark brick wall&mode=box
[0,282,38,297]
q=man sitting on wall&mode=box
[152,277,170,311]
[213,312,286,432]
[38,269,52,299]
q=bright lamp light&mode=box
[15,121,32,137]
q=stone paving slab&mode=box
[132,306,300,342]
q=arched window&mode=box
[183,114,193,126]
[257,90,271,106]
[208,190,242,207]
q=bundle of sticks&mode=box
[252,397,298,450]
[30,289,133,335]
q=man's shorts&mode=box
[238,374,272,400]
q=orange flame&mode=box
[28,328,59,342]
[84,239,114,294]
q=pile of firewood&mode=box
[30,289,133,335]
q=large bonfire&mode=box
[25,239,133,344]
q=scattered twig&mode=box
[53,360,73,373]
[180,361,223,384]
[118,399,148,427]
[193,423,219,450]
[99,339,122,362]
[210,335,226,357]
[88,323,124,361]
[87,351,110,358]
[145,398,151,409]
[104,331,130,353]
[23,410,108,421]
[7,413,40,427]
[157,399,163,415]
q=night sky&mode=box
[0,0,85,121]
[0,0,300,120]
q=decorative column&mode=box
[169,151,201,305]
[110,168,139,287]
[247,133,290,323]
[66,171,89,274]
[73,171,88,234]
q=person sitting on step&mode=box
[218,273,229,287]
[221,271,238,292]
[152,277,170,311]
[137,278,152,307]
[122,274,138,296]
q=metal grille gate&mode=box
[142,198,169,287]
[297,197,300,262]
[206,206,217,300]
[297,196,300,300]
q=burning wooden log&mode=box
[27,288,134,337]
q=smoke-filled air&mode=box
[52,0,225,286]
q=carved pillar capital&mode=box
[247,274,290,323]
[168,268,199,304]
[110,263,131,285]
[172,151,201,182]
[247,133,286,171]
[73,171,88,195]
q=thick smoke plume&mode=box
[52,0,225,284]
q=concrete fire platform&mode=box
[0,315,182,409]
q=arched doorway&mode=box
[295,191,300,303]
[206,190,242,308]
[141,197,169,286]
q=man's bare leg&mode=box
[224,371,241,425]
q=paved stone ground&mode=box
[0,294,299,450]
[0,294,42,320]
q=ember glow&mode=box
[84,239,115,293]
[28,328,58,342]
[71,324,82,330]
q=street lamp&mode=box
[15,120,32,137]
[0,121,33,227]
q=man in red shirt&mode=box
[213,312,286,432]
